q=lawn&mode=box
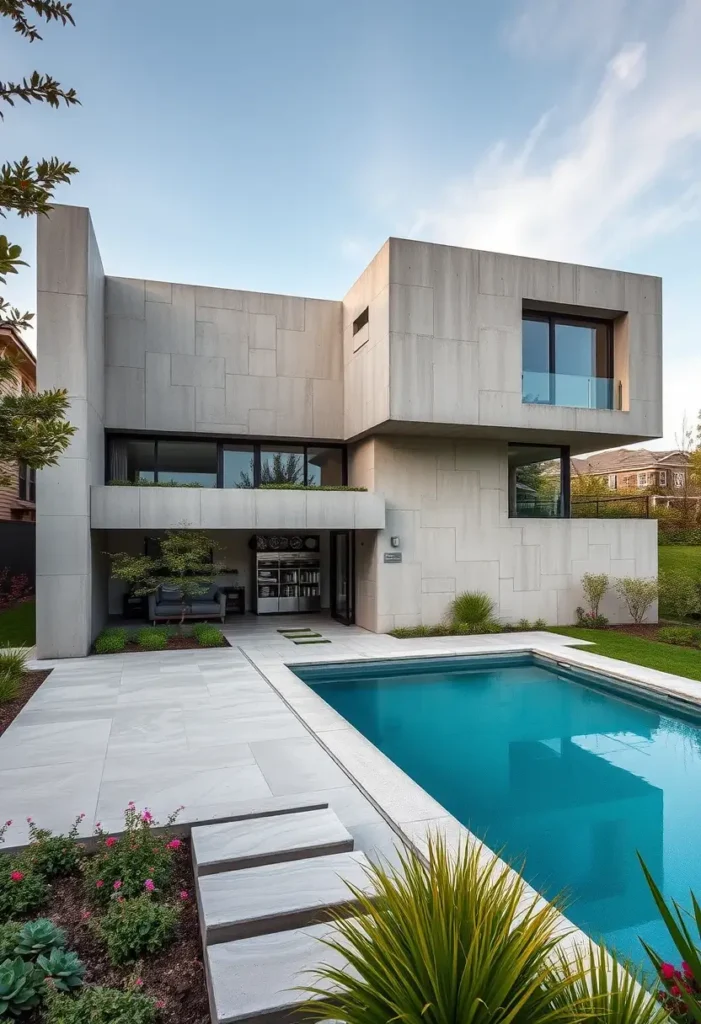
[0,598,36,646]
[659,545,701,574]
[547,626,701,682]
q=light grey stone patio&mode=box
[2,613,696,868]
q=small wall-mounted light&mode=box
[390,536,400,548]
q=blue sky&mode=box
[3,0,700,446]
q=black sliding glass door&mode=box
[330,531,354,625]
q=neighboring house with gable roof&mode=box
[571,449,691,492]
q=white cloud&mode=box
[505,0,632,60]
[411,0,701,267]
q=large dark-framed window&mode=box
[107,435,348,488]
[508,442,571,519]
[522,311,615,410]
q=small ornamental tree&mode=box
[614,577,659,625]
[108,529,224,627]
[0,0,80,485]
[581,573,609,618]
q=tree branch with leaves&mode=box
[0,0,79,484]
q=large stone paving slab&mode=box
[192,806,353,875]
[198,850,373,944]
[206,922,347,1024]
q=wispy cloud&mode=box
[410,0,701,267]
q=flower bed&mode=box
[0,808,208,1023]
[0,670,51,739]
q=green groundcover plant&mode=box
[45,985,158,1024]
[94,894,180,965]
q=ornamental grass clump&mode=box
[83,803,183,906]
[449,590,496,628]
[0,643,27,702]
[304,835,585,1024]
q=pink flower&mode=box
[95,879,104,889]
[179,890,189,900]
[671,985,681,997]
[144,878,155,892]
[113,880,122,890]
[683,962,694,978]
[26,816,32,824]
[135,978,143,987]
[142,810,153,823]
[128,801,135,809]
[10,870,24,882]
[660,963,676,980]
[166,839,181,850]
[80,910,91,920]
[94,822,101,829]
[105,836,118,847]
[156,1000,166,1009]
[79,812,86,820]
[4,819,11,827]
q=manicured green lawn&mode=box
[547,626,701,682]
[659,545,701,574]
[0,599,36,646]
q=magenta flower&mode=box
[156,1000,166,1009]
[128,800,135,809]
[144,878,155,892]
[95,879,104,889]
[113,880,122,890]
[4,819,12,827]
[142,810,153,823]
[80,910,91,920]
[10,870,24,882]
[166,839,181,850]
[660,963,676,980]
[105,836,118,847]
[26,816,33,824]
[179,890,189,900]
[135,977,144,987]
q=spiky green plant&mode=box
[639,855,701,1022]
[449,590,495,626]
[303,834,585,1024]
[550,940,668,1024]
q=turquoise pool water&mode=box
[296,654,701,965]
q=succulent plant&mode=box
[0,955,44,1017]
[14,918,66,957]
[37,947,85,992]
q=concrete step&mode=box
[206,921,348,1024]
[198,850,373,945]
[192,806,353,876]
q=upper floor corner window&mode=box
[352,307,369,335]
[522,312,615,410]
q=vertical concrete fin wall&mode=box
[36,206,106,658]
[342,243,390,438]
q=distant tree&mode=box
[0,0,79,484]
[239,452,305,487]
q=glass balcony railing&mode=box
[522,372,620,410]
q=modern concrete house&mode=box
[36,205,662,658]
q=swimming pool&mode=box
[295,653,701,965]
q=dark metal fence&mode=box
[0,521,35,589]
[571,495,651,518]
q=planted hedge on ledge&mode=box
[106,481,367,492]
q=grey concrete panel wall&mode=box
[36,207,106,657]
[386,239,662,444]
[359,436,657,632]
[90,486,385,532]
[342,243,390,439]
[104,278,343,439]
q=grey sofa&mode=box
[148,585,226,624]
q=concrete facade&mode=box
[35,206,662,656]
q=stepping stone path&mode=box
[194,803,373,1023]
